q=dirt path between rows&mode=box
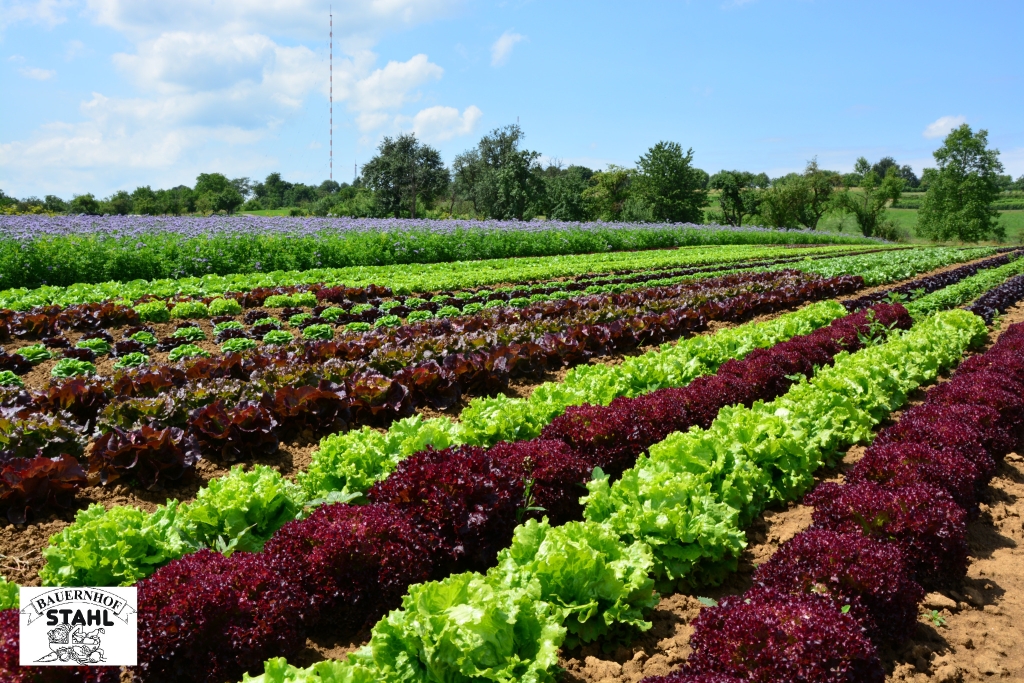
[560,301,1024,683]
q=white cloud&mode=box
[407,104,481,142]
[923,115,967,139]
[351,54,442,112]
[0,0,475,195]
[19,66,55,79]
[491,30,525,67]
[85,0,460,43]
[0,0,73,30]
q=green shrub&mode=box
[436,305,461,318]
[462,302,484,315]
[130,330,158,347]
[288,312,312,327]
[208,297,242,316]
[350,303,374,315]
[134,301,170,323]
[374,314,401,329]
[404,297,426,307]
[169,301,210,319]
[263,294,294,308]
[252,317,280,328]
[293,291,317,307]
[319,307,346,322]
[509,297,531,308]
[213,320,244,333]
[344,321,372,332]
[484,299,505,309]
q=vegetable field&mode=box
[1,226,1023,682]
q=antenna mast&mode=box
[329,5,333,181]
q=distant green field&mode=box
[815,207,1023,245]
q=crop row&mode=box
[0,245,894,352]
[230,307,985,683]
[9,303,912,683]
[39,298,852,587]
[0,271,857,524]
[646,318,1024,682]
[905,255,1024,317]
[23,250,1022,586]
[0,243,877,311]
[0,216,884,292]
[0,250,876,354]
[841,248,1022,311]
[32,247,1013,591]
[3,283,1006,681]
[0,248,988,374]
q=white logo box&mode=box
[20,587,137,667]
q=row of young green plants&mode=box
[0,244,876,311]
[642,285,1024,680]
[4,300,918,682]
[0,245,1003,388]
[0,219,885,292]
[33,250,1019,588]
[37,297,849,587]
[233,307,985,683]
[2,260,1015,679]
[1,270,855,532]
[0,296,993,682]
[0,247,911,377]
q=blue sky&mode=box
[1,0,1022,198]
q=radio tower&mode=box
[329,5,333,181]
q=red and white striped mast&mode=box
[329,5,333,181]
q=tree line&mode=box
[2,123,1019,242]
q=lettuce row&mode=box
[39,465,304,587]
[906,254,1024,318]
[583,308,986,589]
[242,309,984,683]
[298,300,849,499]
[0,243,852,310]
[39,301,845,589]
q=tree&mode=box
[871,156,898,179]
[230,177,254,201]
[631,141,708,223]
[545,165,594,221]
[916,124,1005,242]
[69,194,101,215]
[854,157,871,176]
[194,173,243,214]
[755,160,840,230]
[476,124,544,220]
[707,170,768,226]
[131,186,160,215]
[833,167,905,239]
[43,195,67,213]
[105,190,133,215]
[361,133,449,218]
[581,166,634,221]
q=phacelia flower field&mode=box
[1,218,1022,683]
